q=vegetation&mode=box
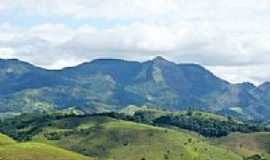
[0,133,16,145]
[152,111,270,137]
[1,110,269,142]
[0,142,94,160]
[0,111,270,159]
[213,132,270,159]
[243,155,267,160]
[101,110,270,137]
[0,113,243,160]
[0,133,93,160]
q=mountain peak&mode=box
[153,56,167,61]
[152,56,174,65]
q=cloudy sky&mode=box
[0,0,270,85]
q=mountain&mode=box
[254,82,270,105]
[0,57,270,120]
[0,59,62,95]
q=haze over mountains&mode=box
[0,56,270,120]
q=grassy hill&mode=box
[24,115,243,160]
[0,133,16,145]
[3,112,270,159]
[213,132,270,158]
[0,133,93,160]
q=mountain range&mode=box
[0,56,270,120]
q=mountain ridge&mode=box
[0,56,269,120]
[1,56,267,86]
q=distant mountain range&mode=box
[0,56,270,120]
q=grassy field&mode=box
[0,133,94,160]
[212,132,270,158]
[30,116,242,160]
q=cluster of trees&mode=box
[0,112,84,141]
[0,110,270,141]
[243,155,267,160]
[152,114,270,137]
[100,111,270,137]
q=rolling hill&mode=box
[0,57,270,120]
[0,133,93,160]
[0,113,243,160]
[0,133,16,145]
[213,132,270,159]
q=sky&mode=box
[0,0,270,85]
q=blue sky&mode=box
[0,0,270,84]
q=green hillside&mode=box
[0,133,93,160]
[0,142,94,160]
[213,132,270,158]
[26,115,242,160]
[0,133,16,145]
[2,112,269,159]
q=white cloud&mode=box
[0,0,177,19]
[208,65,270,85]
[0,0,267,21]
[0,47,15,59]
[61,23,191,53]
[27,24,75,43]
